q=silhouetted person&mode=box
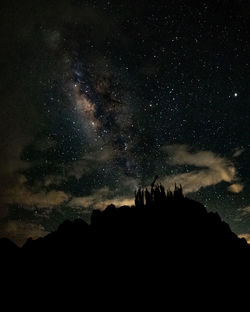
[145,188,152,206]
[174,184,184,199]
[154,185,161,204]
[159,184,166,203]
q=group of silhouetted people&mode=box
[135,176,184,207]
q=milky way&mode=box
[1,0,250,246]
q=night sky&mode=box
[1,0,250,246]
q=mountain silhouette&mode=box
[2,184,249,263]
[1,183,250,304]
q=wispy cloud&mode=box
[69,175,138,210]
[161,144,242,194]
[0,221,48,247]
[228,183,244,194]
[67,145,116,179]
[69,194,134,211]
[232,147,245,158]
[3,174,69,209]
[238,206,250,217]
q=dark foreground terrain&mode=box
[1,185,250,304]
